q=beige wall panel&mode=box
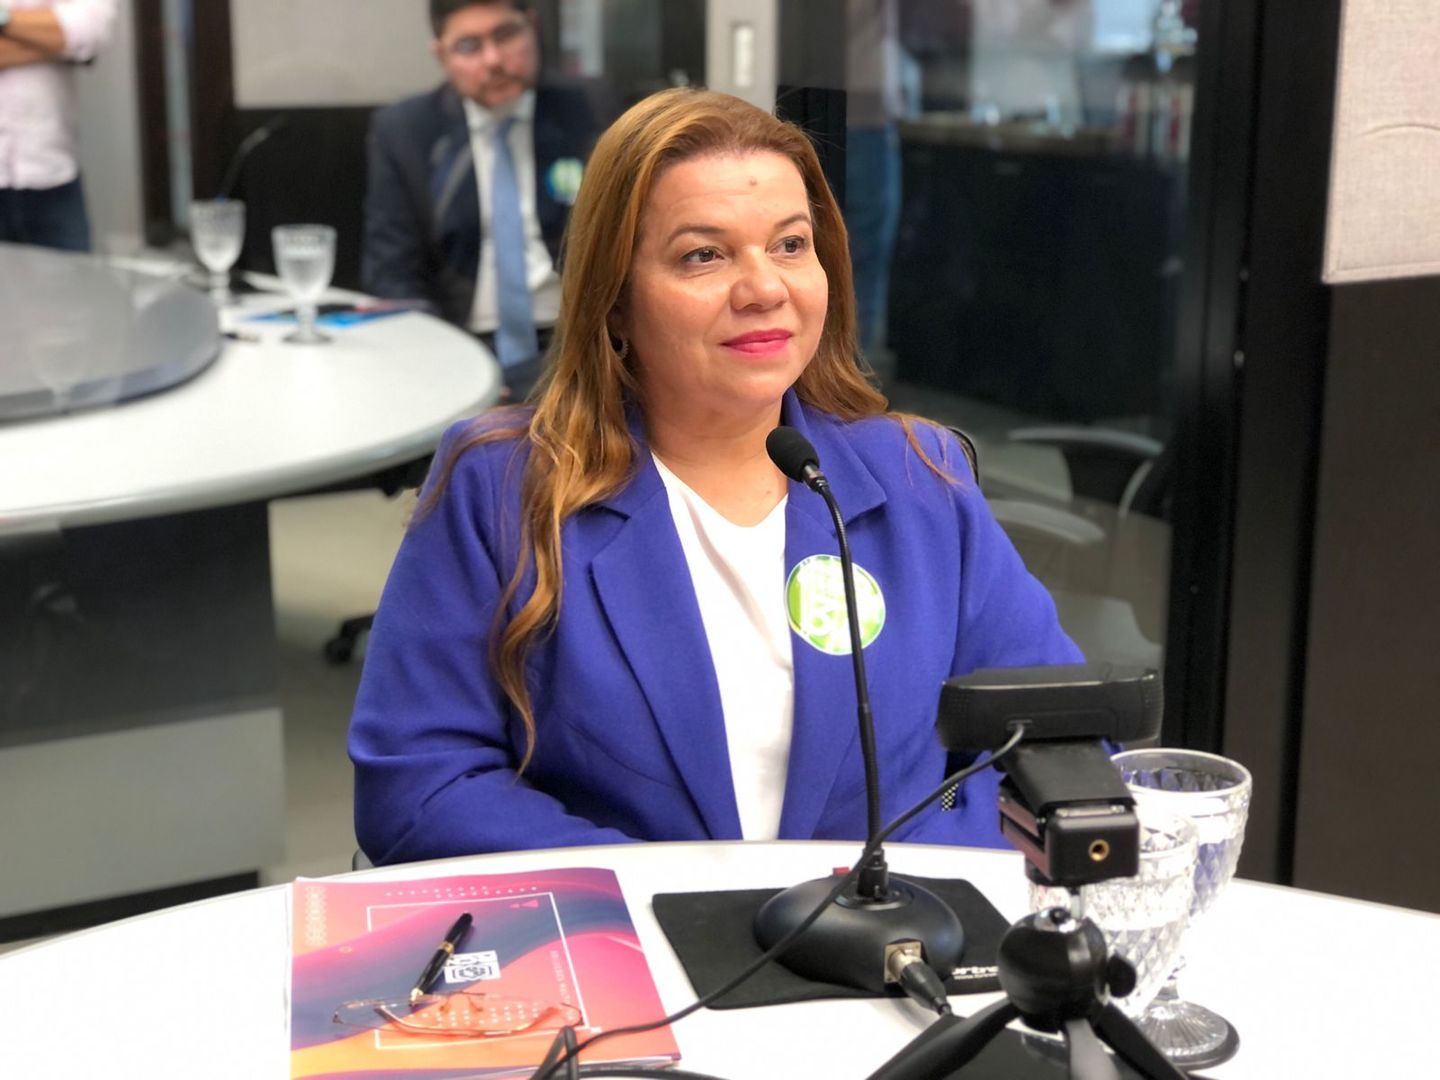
[1325,0,1440,283]
[232,0,439,108]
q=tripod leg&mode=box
[865,999,1021,1080]
[1094,1003,1192,1080]
[1063,1018,1123,1080]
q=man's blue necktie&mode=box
[490,117,539,368]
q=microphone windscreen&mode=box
[766,426,820,482]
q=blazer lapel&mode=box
[428,110,480,283]
[775,395,889,839]
[429,88,473,226]
[590,458,743,840]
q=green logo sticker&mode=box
[786,554,886,655]
[546,157,585,205]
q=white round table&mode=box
[0,275,501,924]
[1,841,1433,1078]
[0,283,500,532]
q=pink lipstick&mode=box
[723,329,793,356]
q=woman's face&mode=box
[615,151,829,431]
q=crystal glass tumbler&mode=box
[190,199,246,305]
[272,224,336,344]
[1113,748,1253,1069]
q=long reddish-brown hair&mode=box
[423,87,946,768]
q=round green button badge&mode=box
[785,554,886,655]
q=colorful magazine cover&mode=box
[289,867,679,1078]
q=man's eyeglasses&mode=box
[445,19,531,58]
[334,991,580,1039]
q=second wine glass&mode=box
[272,224,336,345]
[190,199,246,306]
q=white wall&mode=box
[558,0,605,77]
[74,0,144,249]
[969,0,1090,125]
[231,0,440,108]
[706,0,778,111]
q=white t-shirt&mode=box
[462,92,562,334]
[653,455,794,840]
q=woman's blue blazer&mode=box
[349,392,1082,864]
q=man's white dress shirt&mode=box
[461,90,562,335]
[0,0,117,190]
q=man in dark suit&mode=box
[364,0,611,398]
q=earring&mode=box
[615,336,630,361]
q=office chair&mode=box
[321,454,433,665]
[986,426,1171,669]
[1007,426,1168,518]
[945,425,981,484]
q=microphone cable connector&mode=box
[884,942,953,1016]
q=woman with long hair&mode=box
[349,88,1079,865]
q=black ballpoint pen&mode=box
[409,912,473,1004]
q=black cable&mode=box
[866,727,1024,851]
[564,1026,580,1080]
[535,1027,567,1077]
[897,959,953,1017]
[528,729,1026,1080]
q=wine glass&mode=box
[1030,812,1198,1020]
[1113,748,1253,1069]
[271,224,336,344]
[190,199,246,305]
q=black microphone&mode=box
[218,115,289,199]
[765,426,825,491]
[752,426,966,993]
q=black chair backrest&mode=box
[946,425,981,484]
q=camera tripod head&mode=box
[1000,905,1137,1032]
[866,902,1186,1080]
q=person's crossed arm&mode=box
[0,37,44,71]
[0,0,116,67]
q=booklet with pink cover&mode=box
[288,867,679,1078]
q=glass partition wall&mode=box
[865,0,1198,678]
[553,0,1202,679]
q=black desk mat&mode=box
[652,874,1008,1009]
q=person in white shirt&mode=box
[363,0,613,399]
[0,0,117,251]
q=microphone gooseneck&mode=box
[754,426,966,992]
[767,426,882,860]
[218,115,288,200]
